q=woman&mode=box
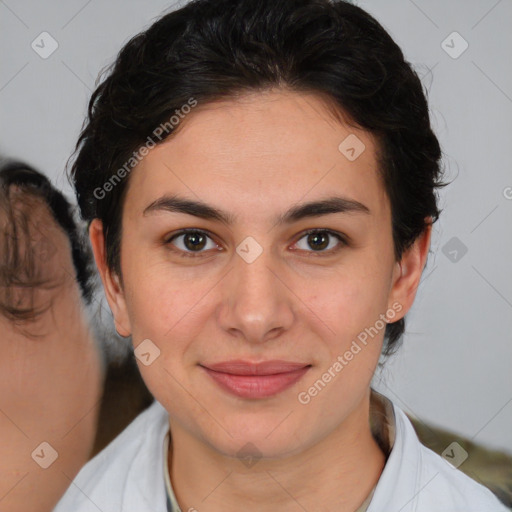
[53,0,509,510]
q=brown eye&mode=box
[165,229,218,257]
[294,229,346,254]
[307,232,329,251]
[182,232,207,251]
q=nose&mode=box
[217,244,295,345]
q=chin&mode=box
[200,415,305,459]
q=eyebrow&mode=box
[142,194,370,225]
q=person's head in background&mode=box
[72,0,445,509]
[0,160,103,512]
[0,160,96,314]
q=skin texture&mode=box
[90,89,431,511]
[0,191,103,512]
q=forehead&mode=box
[124,89,390,224]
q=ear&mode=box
[88,219,132,337]
[387,219,432,320]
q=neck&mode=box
[167,389,386,512]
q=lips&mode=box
[200,360,311,399]
[203,360,309,375]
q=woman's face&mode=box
[92,89,428,459]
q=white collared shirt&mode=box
[53,391,509,511]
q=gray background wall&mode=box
[1,0,511,453]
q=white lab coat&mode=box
[53,396,510,512]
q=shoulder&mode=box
[369,397,510,512]
[414,439,510,511]
[53,399,169,512]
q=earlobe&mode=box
[88,219,132,338]
[387,221,432,318]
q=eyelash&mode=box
[164,228,348,258]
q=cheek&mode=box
[303,263,392,344]
[123,262,214,355]
[296,274,389,410]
